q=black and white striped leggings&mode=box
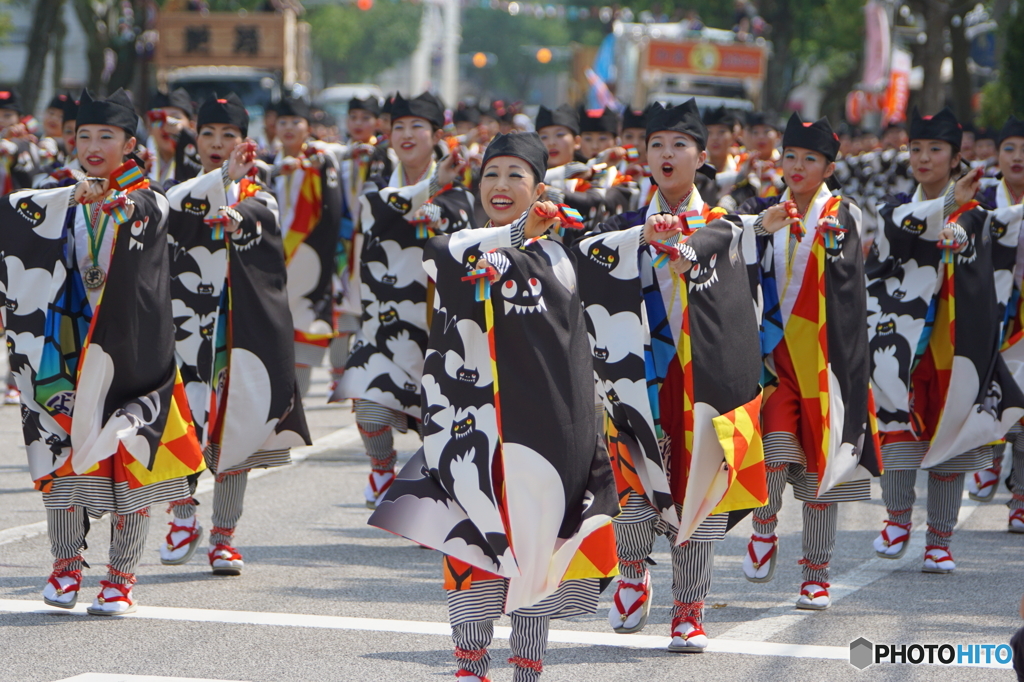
[171,470,249,546]
[452,613,549,681]
[1009,432,1024,511]
[881,469,963,547]
[751,463,838,584]
[47,506,150,583]
[355,400,414,472]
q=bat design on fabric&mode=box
[375,307,429,359]
[683,253,719,292]
[990,216,1009,240]
[180,193,211,217]
[386,192,413,214]
[346,338,376,369]
[870,313,913,424]
[587,242,619,269]
[14,196,46,227]
[499,275,546,315]
[367,372,421,409]
[898,214,927,236]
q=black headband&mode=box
[579,106,620,134]
[0,88,22,115]
[198,92,249,137]
[77,88,139,138]
[535,104,579,136]
[909,106,962,149]
[349,96,381,116]
[621,106,649,131]
[276,96,311,121]
[391,91,445,129]
[482,132,548,184]
[646,99,707,150]
[782,112,841,162]
[152,87,195,119]
[999,116,1024,145]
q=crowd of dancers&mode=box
[3,84,1024,681]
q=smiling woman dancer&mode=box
[0,89,205,615]
[159,93,312,576]
[866,107,1024,574]
[736,113,880,610]
[369,132,620,681]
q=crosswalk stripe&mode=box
[53,671,249,675]
[0,599,1009,669]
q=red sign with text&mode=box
[646,40,767,80]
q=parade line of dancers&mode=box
[4,85,1024,680]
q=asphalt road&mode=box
[1,363,1022,682]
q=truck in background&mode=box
[582,21,770,112]
[154,8,310,136]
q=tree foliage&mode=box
[309,1,422,85]
[1002,3,1024,117]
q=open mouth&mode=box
[688,268,719,292]
[661,163,674,177]
[85,155,104,166]
[400,141,416,150]
[209,154,223,164]
[504,298,548,315]
[489,195,514,211]
[547,148,560,158]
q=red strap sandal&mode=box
[668,617,707,653]
[875,520,911,559]
[87,580,136,616]
[611,573,651,633]
[969,466,1002,502]
[923,545,955,574]
[165,521,201,551]
[744,533,778,583]
[797,581,831,610]
[44,569,82,609]
[1010,508,1024,534]
[209,543,244,576]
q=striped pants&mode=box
[47,505,150,583]
[1009,432,1024,511]
[171,470,249,546]
[613,494,723,624]
[880,441,986,547]
[881,469,963,547]
[453,614,549,681]
[752,433,841,584]
[355,399,413,472]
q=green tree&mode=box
[1002,2,1024,116]
[309,1,422,84]
[460,7,570,100]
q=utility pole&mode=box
[441,0,460,107]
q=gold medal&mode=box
[81,202,111,291]
[84,265,106,289]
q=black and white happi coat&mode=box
[978,181,1024,398]
[575,188,764,542]
[337,169,474,419]
[866,186,1024,468]
[369,218,619,614]
[0,184,206,513]
[167,169,311,474]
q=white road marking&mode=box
[0,599,1009,669]
[718,493,981,643]
[0,425,361,547]
[54,675,250,682]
